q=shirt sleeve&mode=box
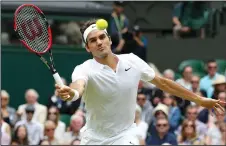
[71,64,88,84]
[129,53,156,82]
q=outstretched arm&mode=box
[150,75,225,114]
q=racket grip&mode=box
[53,72,64,87]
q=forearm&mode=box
[69,79,86,97]
[151,76,202,104]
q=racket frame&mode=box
[13,4,53,54]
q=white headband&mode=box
[83,24,108,43]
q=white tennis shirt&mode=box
[71,53,155,138]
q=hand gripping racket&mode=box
[14,4,65,87]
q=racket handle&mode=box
[53,72,64,87]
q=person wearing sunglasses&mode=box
[47,106,66,141]
[146,117,177,145]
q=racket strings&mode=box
[16,6,49,53]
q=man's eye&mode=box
[99,35,106,40]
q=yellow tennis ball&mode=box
[96,19,108,30]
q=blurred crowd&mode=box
[1,58,226,145]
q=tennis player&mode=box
[55,19,225,145]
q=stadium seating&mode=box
[178,59,206,77]
[216,59,226,74]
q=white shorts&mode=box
[80,124,139,145]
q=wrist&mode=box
[70,89,79,101]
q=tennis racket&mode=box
[13,4,65,87]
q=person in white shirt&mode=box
[55,19,225,145]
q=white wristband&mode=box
[71,89,80,101]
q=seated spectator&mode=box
[63,114,84,144]
[147,103,169,136]
[47,106,66,140]
[1,90,18,127]
[137,81,152,101]
[17,89,47,124]
[136,92,153,125]
[200,59,224,98]
[1,112,11,145]
[163,69,175,81]
[15,104,43,145]
[13,125,29,145]
[71,138,81,145]
[172,1,209,39]
[39,138,51,145]
[219,122,226,145]
[175,105,207,139]
[162,92,181,134]
[176,65,193,90]
[177,119,204,145]
[146,117,177,145]
[44,120,62,145]
[134,104,148,145]
[211,75,226,99]
[196,100,210,124]
[205,111,226,145]
[191,75,207,97]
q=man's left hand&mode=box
[198,98,226,115]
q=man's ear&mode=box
[108,35,112,45]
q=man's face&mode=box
[26,111,34,121]
[1,94,9,107]
[86,30,112,59]
[207,62,217,76]
[183,66,193,80]
[186,107,198,121]
[25,91,37,104]
[71,117,84,132]
[137,94,146,107]
[218,92,226,103]
[191,76,200,90]
[45,121,56,138]
[156,118,169,134]
[113,5,124,14]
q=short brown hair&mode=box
[80,19,97,43]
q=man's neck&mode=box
[94,53,118,71]
[209,73,216,78]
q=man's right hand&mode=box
[55,84,75,101]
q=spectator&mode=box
[44,120,62,145]
[200,59,223,98]
[191,75,207,97]
[1,90,18,127]
[71,138,81,145]
[205,111,226,145]
[47,106,66,140]
[176,65,193,90]
[147,103,169,136]
[211,75,226,99]
[136,92,153,125]
[132,25,148,62]
[110,1,128,52]
[15,104,43,145]
[195,98,210,124]
[175,105,207,139]
[134,104,148,145]
[17,89,47,124]
[39,139,51,145]
[1,112,11,145]
[13,125,29,145]
[163,69,175,81]
[137,81,152,101]
[162,92,181,134]
[219,122,226,145]
[146,117,177,145]
[63,115,84,144]
[172,2,209,39]
[217,92,226,111]
[177,119,204,145]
